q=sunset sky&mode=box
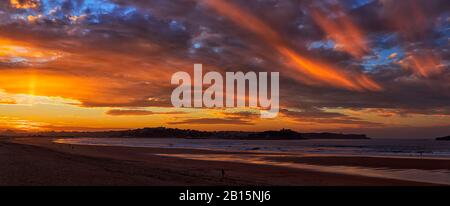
[0,0,449,138]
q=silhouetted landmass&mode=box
[436,136,450,141]
[1,127,370,140]
[247,129,304,139]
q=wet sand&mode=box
[267,156,450,170]
[0,137,446,186]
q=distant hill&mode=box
[3,127,370,140]
[436,136,450,141]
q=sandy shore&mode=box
[0,137,447,186]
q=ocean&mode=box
[54,138,450,158]
[54,137,450,185]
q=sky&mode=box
[0,0,449,138]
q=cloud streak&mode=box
[106,109,186,116]
[0,0,448,137]
[202,0,381,91]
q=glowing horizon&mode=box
[0,0,449,138]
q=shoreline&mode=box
[1,137,448,186]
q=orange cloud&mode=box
[0,37,195,108]
[278,47,381,91]
[106,109,186,116]
[0,38,61,63]
[310,6,369,58]
[399,52,443,78]
[0,69,93,102]
[202,0,381,91]
[27,15,42,23]
[0,116,44,131]
[10,0,39,9]
[0,97,16,104]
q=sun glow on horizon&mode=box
[0,0,448,138]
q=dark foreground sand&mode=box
[1,137,447,186]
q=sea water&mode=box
[54,138,450,185]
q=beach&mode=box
[1,137,449,186]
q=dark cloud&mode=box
[222,111,260,119]
[106,109,186,116]
[280,108,383,127]
[0,0,448,134]
[168,117,254,125]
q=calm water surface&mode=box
[54,138,450,185]
[54,138,450,158]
